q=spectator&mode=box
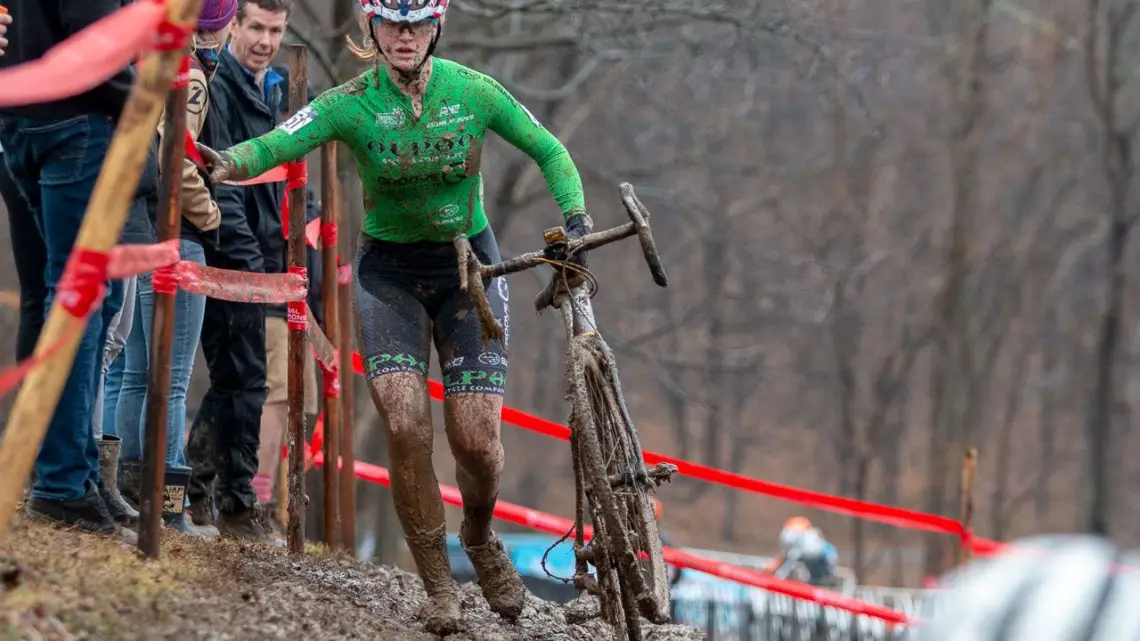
[112,0,236,538]
[185,0,294,542]
[0,0,132,542]
[0,9,9,56]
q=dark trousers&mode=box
[0,115,123,500]
[0,152,47,361]
[186,298,268,512]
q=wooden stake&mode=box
[139,54,190,558]
[959,447,978,564]
[0,0,204,540]
[285,44,309,555]
[337,199,357,556]
[320,142,341,550]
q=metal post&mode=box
[139,54,190,559]
[285,44,309,554]
[320,142,341,549]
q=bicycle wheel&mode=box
[591,339,672,623]
[568,335,643,641]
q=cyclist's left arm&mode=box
[483,76,587,222]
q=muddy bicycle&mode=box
[454,183,679,641]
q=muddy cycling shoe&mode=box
[419,589,462,636]
[406,523,462,634]
[462,531,528,622]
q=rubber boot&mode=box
[462,530,527,622]
[162,468,219,538]
[97,436,139,528]
[407,523,462,635]
[118,459,143,511]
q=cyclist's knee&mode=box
[444,393,503,468]
[369,373,433,454]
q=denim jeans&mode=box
[0,114,124,501]
[95,275,137,440]
[0,152,48,362]
[116,239,206,471]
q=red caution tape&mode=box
[342,347,1000,552]
[321,362,341,399]
[311,453,912,627]
[171,55,191,89]
[337,264,352,286]
[280,160,310,240]
[107,239,180,279]
[305,219,321,249]
[0,339,69,400]
[178,262,307,303]
[149,2,193,53]
[0,3,167,107]
[321,222,338,249]
[287,267,308,330]
[57,249,110,319]
[185,130,204,166]
[152,264,180,296]
[226,165,289,186]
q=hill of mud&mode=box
[0,518,704,640]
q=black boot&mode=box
[162,468,219,538]
[97,436,139,527]
[26,482,138,545]
[118,459,143,511]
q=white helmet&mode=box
[917,535,1140,641]
[360,0,448,22]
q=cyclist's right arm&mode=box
[223,92,343,179]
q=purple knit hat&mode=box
[198,0,238,31]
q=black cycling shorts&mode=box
[354,227,510,397]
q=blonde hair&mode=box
[346,13,379,63]
[193,29,228,53]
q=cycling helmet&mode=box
[360,0,449,22]
[917,535,1140,641]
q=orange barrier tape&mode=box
[311,453,912,627]
[0,3,167,107]
[178,262,307,303]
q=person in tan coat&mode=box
[112,0,237,538]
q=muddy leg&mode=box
[368,373,459,635]
[444,393,527,621]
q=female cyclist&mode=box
[197,0,592,633]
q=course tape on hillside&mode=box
[337,353,999,553]
[0,1,189,107]
[311,453,913,627]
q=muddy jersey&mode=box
[225,58,587,243]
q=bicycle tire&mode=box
[596,342,672,623]
[569,335,644,641]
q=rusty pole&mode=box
[958,447,978,565]
[139,55,190,558]
[337,201,357,555]
[320,143,341,549]
[285,45,309,554]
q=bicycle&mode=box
[453,183,679,641]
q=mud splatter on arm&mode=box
[481,76,587,219]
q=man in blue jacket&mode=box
[185,0,322,541]
[0,0,132,541]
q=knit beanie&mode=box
[198,0,238,32]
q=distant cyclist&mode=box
[195,0,591,633]
[918,535,1140,641]
[765,517,839,586]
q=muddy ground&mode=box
[0,518,704,640]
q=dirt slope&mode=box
[0,518,704,640]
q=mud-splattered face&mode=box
[371,19,438,74]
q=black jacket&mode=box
[0,0,134,119]
[209,50,322,319]
[119,138,159,245]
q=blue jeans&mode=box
[116,239,206,471]
[98,275,137,440]
[0,114,123,501]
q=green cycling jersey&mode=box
[225,58,587,243]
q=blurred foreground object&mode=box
[918,535,1140,641]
